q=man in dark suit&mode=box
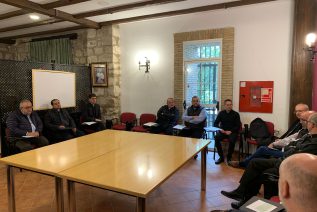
[45,99,84,142]
[81,93,105,131]
[6,99,49,152]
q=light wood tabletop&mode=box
[0,130,125,175]
[59,130,210,197]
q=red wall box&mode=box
[239,81,274,113]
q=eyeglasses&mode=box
[294,110,305,114]
[22,106,33,109]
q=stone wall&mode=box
[1,25,121,120]
[72,25,121,120]
[0,44,14,60]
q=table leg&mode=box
[136,197,145,212]
[7,165,15,212]
[55,177,64,212]
[67,180,76,212]
[201,147,207,191]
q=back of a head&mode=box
[280,153,317,211]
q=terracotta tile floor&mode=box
[0,152,244,212]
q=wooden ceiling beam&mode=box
[74,0,186,19]
[0,26,85,40]
[0,0,99,28]
[0,0,89,20]
[0,19,62,33]
[100,0,278,26]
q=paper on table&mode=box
[204,126,221,132]
[95,119,102,122]
[143,122,158,127]
[22,135,35,138]
[82,122,97,126]
[246,199,277,212]
[173,125,186,130]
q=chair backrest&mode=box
[265,121,274,136]
[139,113,156,125]
[121,112,137,124]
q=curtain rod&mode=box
[31,33,78,42]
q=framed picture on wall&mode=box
[91,63,108,87]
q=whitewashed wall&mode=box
[120,0,294,134]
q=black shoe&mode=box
[221,190,243,201]
[215,158,224,165]
[194,154,198,159]
[231,200,246,209]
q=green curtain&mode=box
[30,38,72,64]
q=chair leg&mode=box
[213,142,216,160]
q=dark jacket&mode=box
[214,110,240,133]
[44,108,76,131]
[6,110,43,137]
[81,103,102,122]
[156,105,179,129]
[184,105,206,129]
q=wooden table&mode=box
[0,130,210,212]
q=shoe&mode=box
[228,161,240,168]
[231,200,246,209]
[194,154,198,159]
[215,158,224,165]
[221,189,243,201]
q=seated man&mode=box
[214,99,241,164]
[180,96,207,138]
[220,112,317,209]
[150,98,179,135]
[45,99,84,142]
[228,110,313,168]
[81,93,105,131]
[279,103,309,139]
[6,99,49,152]
[278,153,317,212]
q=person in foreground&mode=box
[221,112,317,209]
[278,153,317,212]
[6,99,49,152]
[211,153,317,212]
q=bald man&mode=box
[221,112,317,209]
[279,153,317,212]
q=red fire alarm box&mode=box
[239,81,273,113]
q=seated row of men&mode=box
[6,94,102,152]
[219,104,317,210]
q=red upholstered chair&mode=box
[112,112,137,131]
[213,123,243,161]
[270,196,280,203]
[132,113,156,133]
[246,121,274,155]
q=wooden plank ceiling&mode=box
[0,0,277,43]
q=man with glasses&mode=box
[229,109,312,168]
[6,99,49,152]
[221,112,317,209]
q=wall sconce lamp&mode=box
[139,57,150,73]
[305,33,317,61]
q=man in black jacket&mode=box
[151,98,179,135]
[6,99,49,152]
[221,112,317,209]
[214,99,241,164]
[45,99,84,142]
[81,93,105,131]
